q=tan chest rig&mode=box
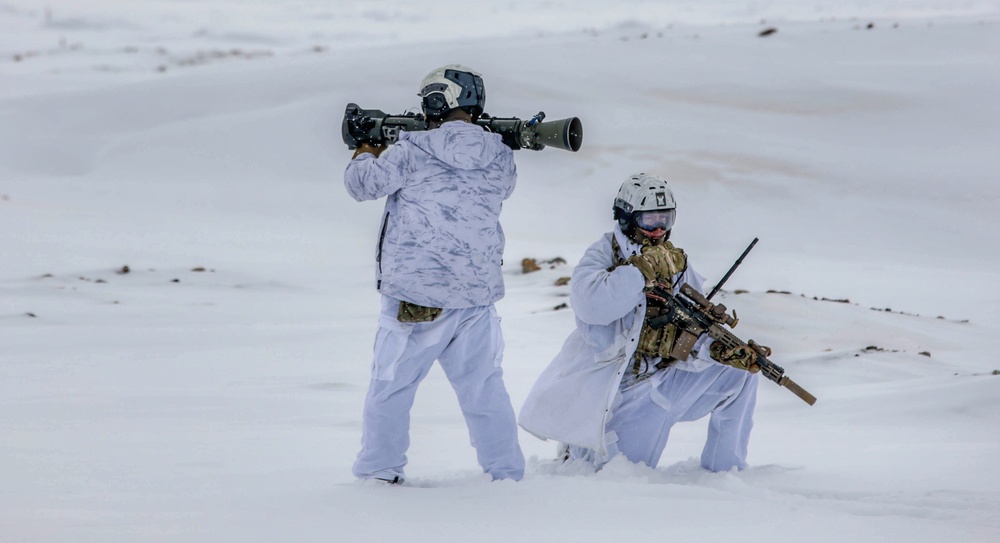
[609,237,682,375]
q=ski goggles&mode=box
[635,209,676,232]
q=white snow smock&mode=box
[345,120,516,309]
[518,227,715,455]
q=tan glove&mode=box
[748,339,771,358]
[627,242,687,287]
[710,341,762,373]
[352,142,386,159]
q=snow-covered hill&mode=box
[2,2,999,542]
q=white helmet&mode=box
[613,172,677,241]
[418,64,486,120]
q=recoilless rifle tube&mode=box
[342,103,584,152]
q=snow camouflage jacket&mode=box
[345,121,516,309]
[518,227,715,455]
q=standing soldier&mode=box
[519,173,764,472]
[344,65,525,484]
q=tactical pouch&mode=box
[636,322,678,359]
[397,300,443,323]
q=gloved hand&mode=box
[627,242,687,287]
[352,142,386,159]
[748,339,771,358]
[709,341,762,373]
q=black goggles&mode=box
[635,209,676,231]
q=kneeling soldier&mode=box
[519,173,763,472]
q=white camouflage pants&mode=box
[570,363,758,472]
[353,296,525,482]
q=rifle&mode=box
[647,283,816,405]
[645,238,817,406]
